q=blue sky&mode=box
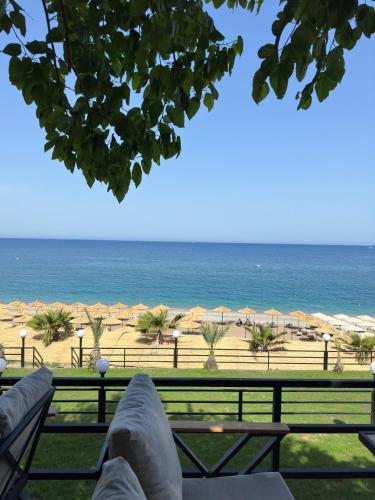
[0,3,374,245]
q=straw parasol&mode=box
[112,302,127,309]
[8,300,25,308]
[238,307,256,321]
[149,304,169,315]
[177,318,201,331]
[29,301,45,312]
[101,317,122,331]
[16,314,32,324]
[71,316,90,327]
[130,303,148,312]
[264,308,282,327]
[48,301,66,309]
[0,313,14,322]
[188,306,207,315]
[126,318,139,327]
[213,305,231,324]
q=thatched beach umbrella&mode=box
[71,316,90,328]
[0,313,14,322]
[16,314,32,325]
[264,308,282,328]
[29,301,45,313]
[126,318,139,327]
[178,318,200,331]
[238,307,256,321]
[131,303,148,312]
[101,317,122,331]
[8,300,25,308]
[188,306,207,315]
[112,302,127,309]
[213,305,231,324]
[150,304,169,315]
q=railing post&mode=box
[20,336,26,368]
[267,351,270,371]
[79,337,83,368]
[371,373,375,425]
[123,348,126,368]
[173,339,179,369]
[238,390,243,421]
[98,375,106,424]
[272,385,282,471]
[323,345,329,371]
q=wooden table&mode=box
[170,421,290,476]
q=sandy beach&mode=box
[0,301,373,370]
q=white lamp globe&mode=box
[322,333,331,342]
[370,361,375,375]
[0,358,7,373]
[76,329,85,338]
[19,329,27,338]
[96,358,110,374]
[172,329,181,339]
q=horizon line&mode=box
[0,236,373,247]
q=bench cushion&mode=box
[0,368,52,437]
[183,472,294,500]
[107,374,182,500]
[92,457,146,500]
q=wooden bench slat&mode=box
[170,421,289,434]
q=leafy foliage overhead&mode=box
[1,0,374,200]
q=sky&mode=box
[0,3,374,245]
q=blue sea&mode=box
[0,239,373,315]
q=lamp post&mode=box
[76,329,85,368]
[0,358,6,396]
[370,362,375,424]
[96,358,109,424]
[20,329,27,368]
[322,333,331,371]
[172,330,180,369]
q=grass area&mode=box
[4,367,373,499]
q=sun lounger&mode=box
[0,368,54,499]
[93,374,294,499]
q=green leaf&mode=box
[335,21,356,49]
[186,97,200,120]
[46,27,64,43]
[9,10,25,36]
[2,43,21,56]
[252,69,269,104]
[132,162,142,187]
[270,64,288,99]
[203,93,214,111]
[258,44,276,59]
[25,41,48,54]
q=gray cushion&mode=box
[183,472,294,500]
[0,367,52,437]
[92,457,147,500]
[108,374,182,500]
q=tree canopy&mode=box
[1,0,374,201]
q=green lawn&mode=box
[4,367,374,499]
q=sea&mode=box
[0,239,373,315]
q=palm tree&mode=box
[27,309,73,346]
[200,323,228,370]
[136,310,184,346]
[246,324,287,352]
[342,333,375,364]
[333,339,343,373]
[85,309,105,370]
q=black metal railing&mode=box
[1,376,375,481]
[3,347,44,368]
[71,346,374,371]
